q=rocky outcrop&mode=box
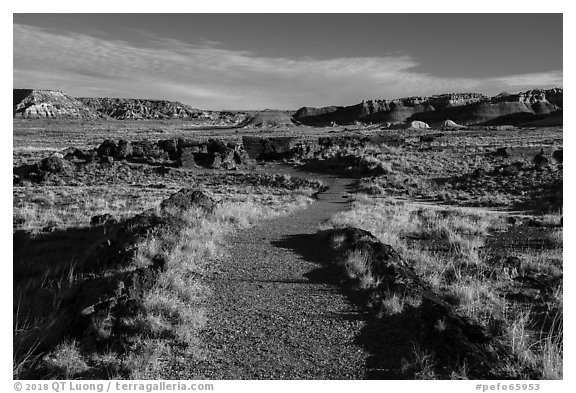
[457,102,535,125]
[240,110,296,128]
[14,137,256,185]
[293,88,562,126]
[78,97,201,120]
[293,93,487,126]
[13,154,73,183]
[13,89,102,119]
[242,136,300,160]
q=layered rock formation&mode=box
[13,89,102,119]
[293,88,563,126]
[78,97,201,119]
[239,110,295,128]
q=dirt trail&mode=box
[174,170,375,379]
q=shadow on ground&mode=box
[272,229,526,379]
[272,230,420,379]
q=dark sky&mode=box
[13,14,563,109]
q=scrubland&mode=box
[13,120,562,379]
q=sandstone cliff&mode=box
[293,88,562,126]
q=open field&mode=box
[13,120,562,379]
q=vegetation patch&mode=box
[14,180,318,379]
[324,198,562,379]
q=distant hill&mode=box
[78,97,202,120]
[13,88,563,127]
[13,89,102,119]
[293,88,563,126]
[239,110,296,128]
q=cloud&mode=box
[13,23,563,109]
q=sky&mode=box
[13,14,563,110]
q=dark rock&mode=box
[131,140,162,158]
[97,140,117,157]
[160,189,218,213]
[206,139,228,155]
[331,227,404,281]
[158,139,178,159]
[493,147,509,157]
[90,214,116,226]
[242,136,298,160]
[65,148,94,161]
[552,149,563,164]
[154,165,170,175]
[39,156,66,173]
[419,135,436,143]
[507,216,518,226]
[472,168,487,179]
[533,150,549,167]
[178,138,207,154]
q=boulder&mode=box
[177,138,202,153]
[158,139,178,159]
[65,148,94,161]
[206,139,228,155]
[39,156,66,173]
[533,151,549,167]
[552,149,563,164]
[160,189,218,213]
[131,140,163,159]
[97,140,117,157]
[493,147,509,158]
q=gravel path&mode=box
[175,172,373,379]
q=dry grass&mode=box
[400,346,437,380]
[13,171,317,379]
[13,186,170,231]
[328,196,563,379]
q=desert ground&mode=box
[13,116,562,380]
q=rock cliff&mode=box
[293,89,562,126]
